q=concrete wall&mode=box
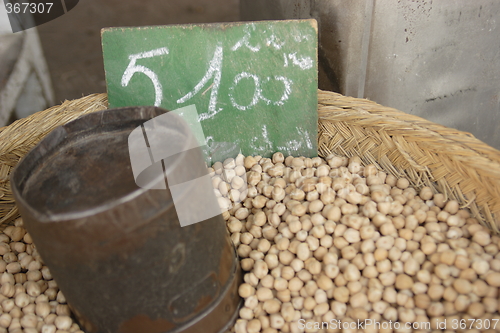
[241,0,500,149]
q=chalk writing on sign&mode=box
[119,23,312,121]
[103,19,318,158]
[121,47,169,107]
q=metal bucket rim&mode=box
[10,106,194,223]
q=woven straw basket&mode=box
[0,90,499,234]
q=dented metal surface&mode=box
[11,106,241,333]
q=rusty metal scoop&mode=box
[11,106,241,333]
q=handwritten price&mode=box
[120,24,313,122]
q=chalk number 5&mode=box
[121,47,169,107]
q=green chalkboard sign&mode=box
[102,20,318,157]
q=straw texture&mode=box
[0,90,499,232]
[317,90,500,233]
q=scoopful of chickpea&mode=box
[213,153,500,333]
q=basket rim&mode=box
[0,90,499,233]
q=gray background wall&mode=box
[241,0,500,150]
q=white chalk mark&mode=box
[287,53,313,70]
[249,125,273,154]
[287,140,303,151]
[277,140,302,156]
[276,146,288,154]
[231,74,293,110]
[231,24,261,52]
[229,72,261,111]
[205,135,214,148]
[297,127,313,149]
[265,34,285,50]
[259,76,292,107]
[136,47,169,59]
[250,137,266,152]
[177,44,223,121]
[259,78,272,106]
[272,76,292,106]
[121,47,169,107]
[294,34,311,42]
[262,125,273,148]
